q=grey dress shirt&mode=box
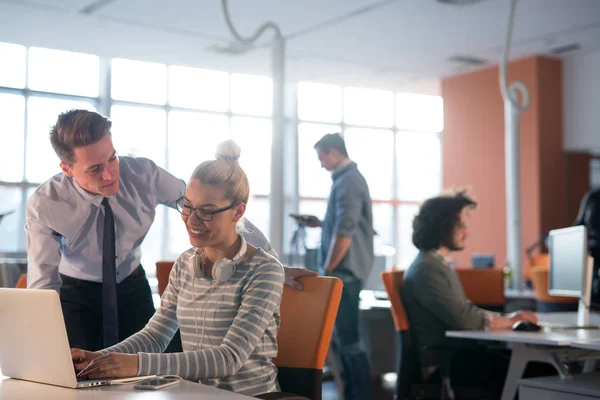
[26,157,185,291]
[26,156,276,292]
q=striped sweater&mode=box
[100,247,285,396]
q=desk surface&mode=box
[571,339,600,351]
[446,329,600,346]
[538,312,600,326]
[520,372,600,396]
[359,290,391,310]
[447,312,600,346]
[504,289,536,300]
[0,375,253,399]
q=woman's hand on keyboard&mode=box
[71,348,101,373]
[77,353,139,379]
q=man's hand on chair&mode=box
[283,266,318,291]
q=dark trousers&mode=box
[426,346,557,398]
[330,278,372,400]
[60,266,156,351]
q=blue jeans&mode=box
[330,277,372,400]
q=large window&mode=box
[0,42,26,89]
[0,43,273,305]
[0,40,443,306]
[296,81,443,269]
[0,45,101,260]
[108,60,273,272]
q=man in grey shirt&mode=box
[298,133,374,400]
[26,109,315,351]
[402,190,542,393]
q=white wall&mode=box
[563,50,600,152]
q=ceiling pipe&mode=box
[499,0,530,291]
[221,0,285,256]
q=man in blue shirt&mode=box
[26,109,314,351]
[298,133,374,400]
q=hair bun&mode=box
[215,139,241,162]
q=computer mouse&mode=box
[512,321,542,332]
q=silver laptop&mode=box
[0,288,153,388]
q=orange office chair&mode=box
[381,270,495,400]
[529,253,550,269]
[455,269,505,312]
[15,273,27,289]
[258,276,343,400]
[155,261,175,297]
[380,270,417,398]
[524,253,550,282]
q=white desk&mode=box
[0,375,253,399]
[446,312,600,400]
[505,289,537,300]
[447,329,600,346]
[520,372,600,399]
[571,339,600,352]
[538,312,600,326]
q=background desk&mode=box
[572,339,600,351]
[0,374,253,399]
[504,289,537,312]
[539,312,600,326]
[446,328,600,346]
[520,372,600,399]
[519,340,600,399]
[447,312,600,400]
[360,293,396,379]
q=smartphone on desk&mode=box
[133,377,180,390]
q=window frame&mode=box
[295,81,443,269]
[0,44,273,294]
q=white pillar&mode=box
[504,88,523,290]
[269,36,285,255]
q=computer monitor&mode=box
[472,253,495,268]
[363,255,387,292]
[548,225,594,326]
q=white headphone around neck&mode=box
[192,236,247,282]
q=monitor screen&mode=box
[548,226,587,297]
[363,256,387,291]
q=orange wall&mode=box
[442,57,567,271]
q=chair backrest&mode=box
[274,276,342,400]
[455,269,505,310]
[155,261,175,297]
[381,270,420,399]
[381,270,408,332]
[15,273,27,289]
[525,253,550,281]
[530,253,550,269]
[530,266,578,303]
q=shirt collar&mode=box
[331,159,355,179]
[69,176,108,207]
[429,249,454,267]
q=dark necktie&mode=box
[101,197,119,347]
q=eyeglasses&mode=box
[176,199,236,222]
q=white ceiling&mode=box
[1,0,599,94]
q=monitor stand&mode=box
[577,255,595,327]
